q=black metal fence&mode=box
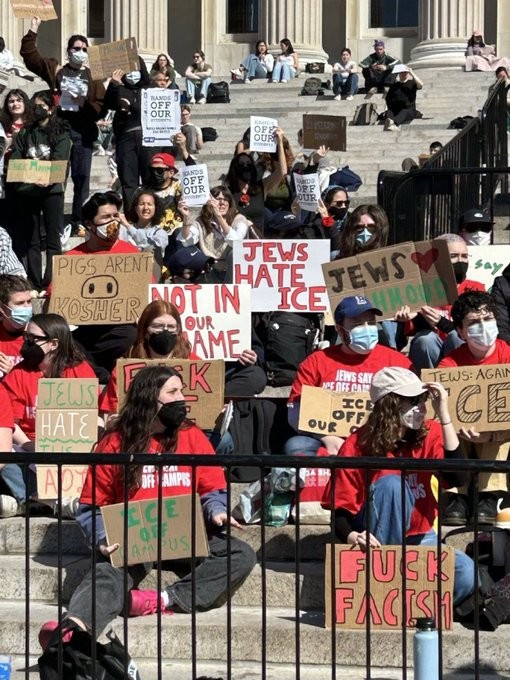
[377,78,509,243]
[5,451,510,680]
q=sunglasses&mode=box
[330,200,350,207]
[70,46,88,52]
[407,393,429,406]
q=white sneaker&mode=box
[346,95,354,101]
[334,94,341,101]
[197,97,206,105]
[0,495,20,518]
[60,223,72,248]
[54,497,79,519]
[231,68,243,79]
[281,79,288,83]
[189,97,196,104]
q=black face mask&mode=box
[157,400,187,432]
[34,105,49,121]
[148,330,178,355]
[329,207,347,221]
[452,261,469,284]
[150,168,167,187]
[20,340,45,368]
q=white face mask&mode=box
[463,230,491,246]
[125,70,141,85]
[69,50,88,67]
[400,402,427,430]
[466,319,498,352]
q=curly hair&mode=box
[335,204,389,259]
[451,289,497,330]
[25,91,70,149]
[125,188,165,226]
[30,313,85,378]
[358,392,428,456]
[199,186,237,233]
[0,274,31,305]
[128,300,192,359]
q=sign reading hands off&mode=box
[322,240,458,319]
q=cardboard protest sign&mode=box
[88,38,138,81]
[325,544,455,629]
[233,240,330,312]
[116,358,224,429]
[102,494,209,567]
[6,159,67,184]
[249,116,277,153]
[293,172,321,212]
[467,245,510,291]
[298,386,371,437]
[10,0,57,20]
[303,114,346,152]
[322,240,458,320]
[422,364,510,432]
[49,253,153,325]
[35,378,98,500]
[180,164,210,207]
[141,88,181,146]
[149,284,251,360]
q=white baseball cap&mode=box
[370,367,427,403]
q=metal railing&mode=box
[4,451,510,680]
[377,78,509,243]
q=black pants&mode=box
[72,323,137,383]
[386,107,418,126]
[116,129,155,209]
[70,129,93,226]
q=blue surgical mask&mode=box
[355,228,373,246]
[466,319,498,352]
[10,306,33,328]
[348,324,379,354]
[125,70,141,85]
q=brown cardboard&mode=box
[303,114,346,152]
[10,0,57,20]
[6,159,67,184]
[422,364,510,432]
[298,385,371,437]
[116,358,225,429]
[101,494,210,567]
[322,239,458,320]
[36,464,89,500]
[48,253,153,325]
[325,544,455,629]
[88,38,139,81]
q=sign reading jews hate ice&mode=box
[35,378,98,500]
[149,284,251,360]
[325,545,455,629]
[298,386,372,438]
[422,364,510,433]
[249,116,277,153]
[102,494,209,567]
[180,165,210,207]
[233,240,330,312]
[322,239,458,319]
[141,88,181,146]
[49,253,153,325]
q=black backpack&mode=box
[229,398,277,481]
[352,103,378,125]
[206,81,230,103]
[300,77,323,96]
[201,126,218,142]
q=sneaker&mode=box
[189,97,196,104]
[197,97,206,105]
[368,86,378,94]
[38,620,73,651]
[231,68,243,80]
[442,492,469,526]
[60,223,72,248]
[281,79,288,83]
[476,493,500,524]
[54,497,80,519]
[334,94,341,101]
[128,589,170,617]
[346,95,354,101]
[0,495,20,518]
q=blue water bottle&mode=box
[413,617,439,680]
[0,655,11,680]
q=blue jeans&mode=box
[185,77,212,100]
[0,464,26,503]
[332,73,359,96]
[283,435,321,456]
[409,330,464,371]
[272,63,296,82]
[354,474,475,605]
[241,56,268,80]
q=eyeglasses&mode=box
[23,332,50,344]
[331,200,350,207]
[215,197,229,204]
[70,46,88,52]
[407,393,429,406]
[149,324,179,333]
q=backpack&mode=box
[206,81,230,103]
[261,312,318,387]
[448,115,474,129]
[352,102,378,126]
[201,126,218,142]
[305,62,325,74]
[229,398,277,481]
[300,77,323,96]
[327,165,363,192]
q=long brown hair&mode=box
[335,204,389,259]
[127,300,192,359]
[199,186,237,234]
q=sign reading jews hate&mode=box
[422,364,510,433]
[322,239,458,319]
[6,159,68,184]
[10,0,57,20]
[88,37,139,81]
[232,240,330,312]
[141,87,181,146]
[116,358,224,429]
[467,245,510,291]
[303,114,347,152]
[102,494,209,567]
[180,164,210,207]
[49,253,153,325]
[298,386,371,438]
[35,378,98,500]
[149,284,251,360]
[325,545,455,629]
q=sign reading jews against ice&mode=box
[141,87,181,146]
[249,116,277,153]
[149,284,251,360]
[294,172,321,212]
[233,240,330,312]
[180,165,209,207]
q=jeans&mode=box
[0,464,27,503]
[332,73,359,96]
[66,533,256,634]
[241,56,268,80]
[272,63,296,82]
[409,330,464,371]
[69,129,93,226]
[353,474,475,605]
[283,435,322,456]
[186,77,212,100]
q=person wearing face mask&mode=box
[284,295,411,457]
[146,152,189,238]
[310,185,350,257]
[0,275,33,379]
[322,366,475,606]
[38,365,256,645]
[458,208,494,246]
[437,290,510,525]
[20,17,105,236]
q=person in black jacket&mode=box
[492,262,510,344]
[383,64,423,131]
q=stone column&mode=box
[410,0,485,68]
[260,0,328,66]
[0,4,22,57]
[107,0,168,61]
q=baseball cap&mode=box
[167,246,211,273]
[334,295,382,323]
[370,367,427,404]
[459,208,494,229]
[267,210,305,233]
[374,40,385,48]
[392,64,410,74]
[151,152,177,169]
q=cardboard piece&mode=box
[10,0,57,20]
[49,253,153,325]
[298,385,371,437]
[325,544,455,629]
[180,164,210,207]
[422,364,510,432]
[102,494,209,567]
[467,245,510,291]
[149,284,251,360]
[293,172,321,212]
[249,116,277,153]
[35,377,98,500]
[88,38,138,81]
[141,87,181,146]
[232,240,330,312]
[116,358,225,429]
[6,159,67,184]
[322,239,458,320]
[303,114,346,152]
